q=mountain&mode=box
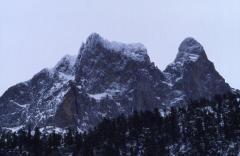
[0,33,231,131]
[164,37,230,105]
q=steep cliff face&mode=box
[0,33,231,130]
[0,55,76,128]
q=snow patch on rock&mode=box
[10,100,30,109]
[3,125,24,132]
[88,92,109,101]
[202,106,214,114]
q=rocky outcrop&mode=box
[164,38,230,105]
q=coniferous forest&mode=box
[0,92,240,156]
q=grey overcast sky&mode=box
[0,0,240,95]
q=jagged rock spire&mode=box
[85,33,104,49]
[175,37,207,63]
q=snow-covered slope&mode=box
[0,33,231,131]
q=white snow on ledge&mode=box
[87,85,125,102]
[3,125,24,132]
[88,92,108,101]
[175,53,200,64]
[188,53,199,61]
[237,98,240,102]
[58,72,75,81]
[10,100,29,109]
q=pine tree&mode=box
[32,127,41,155]
[75,131,83,151]
[64,128,74,146]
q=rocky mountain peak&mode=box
[85,33,104,49]
[175,37,207,63]
[80,33,149,63]
[53,55,77,77]
[54,55,76,70]
[75,33,152,90]
[164,37,230,101]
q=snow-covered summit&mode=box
[175,37,207,63]
[84,33,148,62]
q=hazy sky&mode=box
[0,0,240,95]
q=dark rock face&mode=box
[0,34,231,130]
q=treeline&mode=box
[0,92,240,156]
[0,108,179,156]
